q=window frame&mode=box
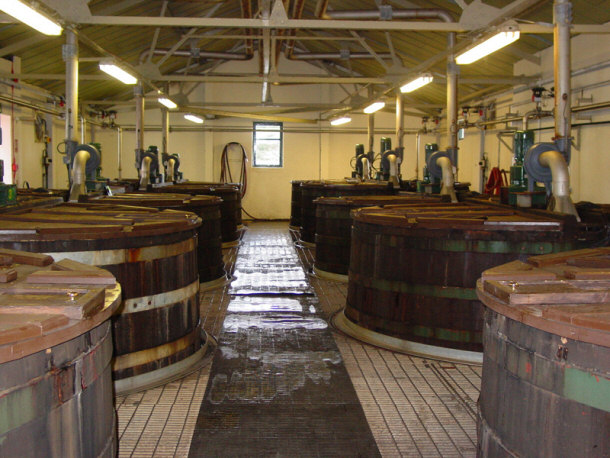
[252,121,283,168]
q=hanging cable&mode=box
[484,167,507,195]
[219,142,248,198]
[219,142,263,220]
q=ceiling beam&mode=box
[71,16,609,34]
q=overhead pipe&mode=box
[290,52,393,60]
[523,108,553,130]
[284,0,306,60]
[436,156,458,203]
[539,150,578,217]
[524,0,579,220]
[141,48,254,61]
[361,156,371,180]
[139,155,152,189]
[68,144,100,202]
[63,30,79,161]
[323,8,457,163]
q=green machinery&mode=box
[0,160,17,207]
[86,142,107,192]
[506,131,546,208]
[417,143,441,193]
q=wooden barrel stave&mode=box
[479,309,610,457]
[290,180,307,228]
[151,184,241,243]
[476,249,610,457]
[82,193,225,283]
[300,181,394,244]
[344,205,596,358]
[0,253,120,457]
[0,204,205,392]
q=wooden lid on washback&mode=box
[0,248,121,363]
[477,246,610,347]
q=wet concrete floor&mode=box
[188,224,380,456]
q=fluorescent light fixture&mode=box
[330,116,352,126]
[363,101,385,114]
[158,97,178,109]
[184,114,204,124]
[456,28,520,65]
[99,62,138,85]
[0,0,62,36]
[400,73,433,93]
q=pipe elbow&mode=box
[140,156,153,189]
[436,156,458,203]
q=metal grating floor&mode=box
[116,222,481,457]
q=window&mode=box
[253,122,283,167]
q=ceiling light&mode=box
[0,0,62,36]
[456,27,520,65]
[158,97,177,109]
[330,116,352,126]
[99,61,138,85]
[363,101,385,114]
[400,73,433,93]
[184,114,204,124]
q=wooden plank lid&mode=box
[0,250,121,363]
[477,246,610,347]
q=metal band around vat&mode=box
[349,272,478,300]
[45,237,197,265]
[113,334,209,396]
[200,275,230,292]
[112,325,201,372]
[486,321,610,413]
[313,266,348,283]
[333,310,482,365]
[122,279,200,313]
[356,233,573,255]
[0,322,112,433]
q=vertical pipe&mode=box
[117,127,123,179]
[395,91,404,149]
[367,114,375,153]
[134,83,144,173]
[63,30,78,146]
[80,115,86,144]
[446,32,458,177]
[554,0,572,153]
[161,107,169,155]
[367,86,375,153]
[415,131,421,179]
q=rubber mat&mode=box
[189,223,380,457]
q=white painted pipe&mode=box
[139,155,152,189]
[388,153,399,188]
[361,157,371,180]
[166,158,176,181]
[436,156,458,203]
[64,31,78,145]
[68,149,90,202]
[539,150,580,220]
[117,127,123,179]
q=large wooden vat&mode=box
[83,193,226,289]
[300,180,394,244]
[314,194,443,280]
[151,183,242,245]
[0,249,121,457]
[290,180,309,229]
[476,247,610,457]
[337,204,601,363]
[0,203,206,393]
